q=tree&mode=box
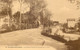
[68,0,80,9]
[25,0,53,28]
[21,0,51,28]
[1,0,12,17]
[0,2,8,16]
[40,9,52,27]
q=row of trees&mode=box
[0,0,53,30]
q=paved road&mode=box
[0,28,67,50]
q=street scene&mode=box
[0,0,80,50]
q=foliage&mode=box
[68,0,80,9]
[0,0,52,30]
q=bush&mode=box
[41,27,52,36]
[65,38,80,50]
[0,24,11,33]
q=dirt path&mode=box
[0,28,67,50]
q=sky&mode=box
[45,0,80,23]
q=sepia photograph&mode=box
[0,0,80,50]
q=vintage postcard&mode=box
[0,0,80,50]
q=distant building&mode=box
[67,18,76,28]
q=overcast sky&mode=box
[45,0,80,23]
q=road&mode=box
[0,28,67,50]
